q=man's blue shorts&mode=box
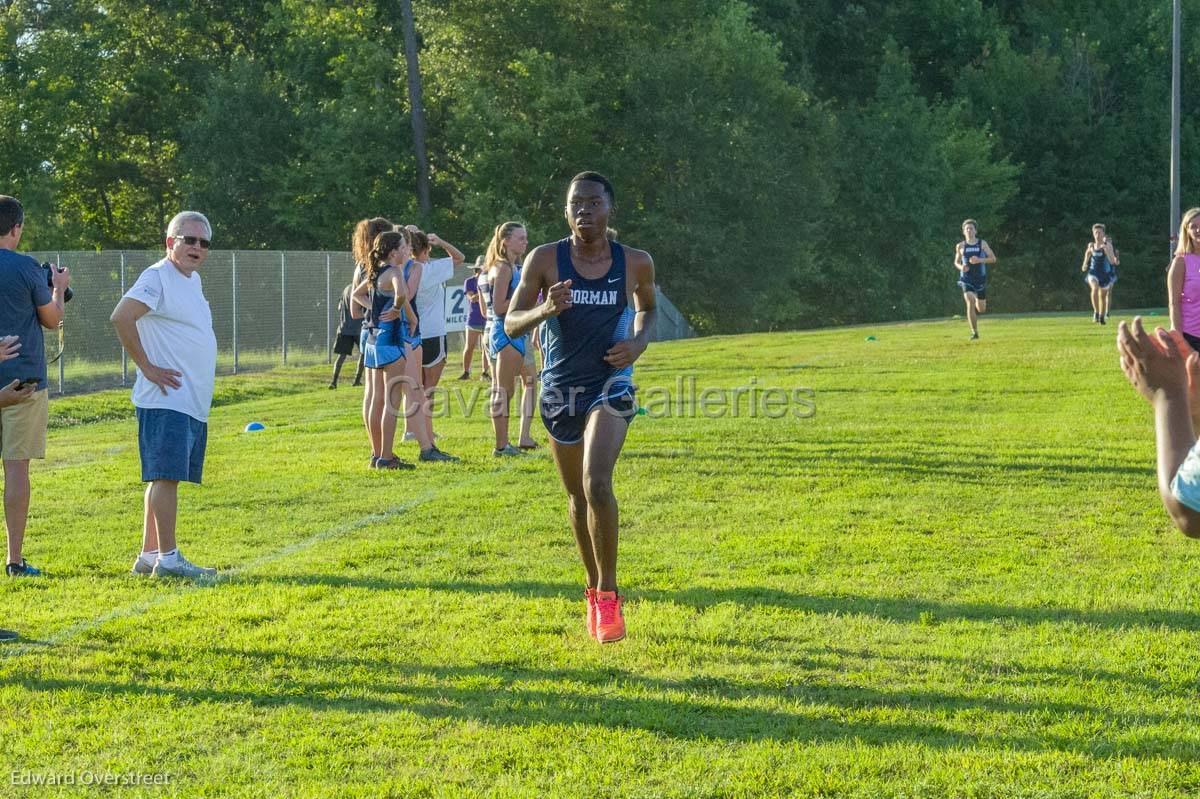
[540,387,636,446]
[1085,271,1117,289]
[958,280,987,300]
[137,407,207,484]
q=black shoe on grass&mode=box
[6,559,40,577]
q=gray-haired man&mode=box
[110,212,218,579]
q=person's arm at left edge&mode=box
[0,335,34,407]
[604,247,657,369]
[1118,318,1200,536]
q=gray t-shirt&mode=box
[0,249,52,391]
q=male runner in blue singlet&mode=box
[955,218,997,340]
[505,172,657,643]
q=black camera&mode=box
[40,262,73,303]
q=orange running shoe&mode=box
[594,590,626,643]
[585,587,598,639]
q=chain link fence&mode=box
[27,250,694,395]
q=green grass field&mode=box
[3,312,1198,798]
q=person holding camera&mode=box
[0,333,33,638]
[0,196,69,579]
[110,211,218,579]
[0,336,35,408]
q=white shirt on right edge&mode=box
[1171,441,1200,511]
[123,258,218,422]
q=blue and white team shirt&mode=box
[539,238,635,401]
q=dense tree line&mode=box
[0,1,1193,332]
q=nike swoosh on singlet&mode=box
[608,277,620,283]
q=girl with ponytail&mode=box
[352,230,421,470]
[482,221,538,454]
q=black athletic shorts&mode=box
[332,334,358,356]
[421,335,447,368]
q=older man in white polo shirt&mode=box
[110,211,218,579]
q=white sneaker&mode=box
[131,557,154,576]
[152,552,217,579]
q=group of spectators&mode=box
[0,194,589,643]
[1,197,219,641]
[330,218,542,468]
[0,171,654,646]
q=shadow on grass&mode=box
[623,438,1148,486]
[7,642,1198,757]
[235,573,1200,633]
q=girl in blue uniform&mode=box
[460,259,490,381]
[1081,223,1119,324]
[352,230,419,470]
[350,217,394,464]
[955,218,997,340]
[484,221,537,454]
[394,229,454,463]
[504,172,658,644]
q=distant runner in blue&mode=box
[954,218,997,340]
[1081,223,1119,325]
[505,172,657,645]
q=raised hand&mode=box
[544,279,573,317]
[50,265,70,291]
[1117,317,1191,403]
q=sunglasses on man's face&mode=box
[176,235,211,249]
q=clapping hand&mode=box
[1116,317,1196,403]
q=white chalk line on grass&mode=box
[1,462,526,660]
